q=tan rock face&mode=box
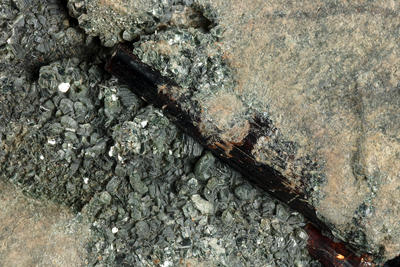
[0,181,88,267]
[199,91,250,144]
[75,0,400,261]
[205,1,400,259]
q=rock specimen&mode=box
[70,0,400,262]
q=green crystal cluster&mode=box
[133,26,231,91]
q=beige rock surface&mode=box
[0,180,88,267]
[204,1,400,259]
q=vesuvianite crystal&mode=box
[71,0,400,261]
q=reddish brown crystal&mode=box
[305,223,376,267]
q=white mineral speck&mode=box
[40,155,44,160]
[112,227,118,233]
[169,150,172,155]
[140,120,148,128]
[58,82,70,92]
[47,138,56,145]
[65,127,76,132]
[160,260,173,267]
[111,94,117,101]
[108,146,115,157]
[84,178,89,184]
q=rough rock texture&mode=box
[0,0,100,80]
[0,180,88,267]
[70,0,400,262]
[207,1,400,261]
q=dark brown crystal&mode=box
[305,223,376,267]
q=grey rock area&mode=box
[86,107,317,266]
[0,0,325,266]
[67,0,214,47]
[69,0,400,262]
[0,0,100,80]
